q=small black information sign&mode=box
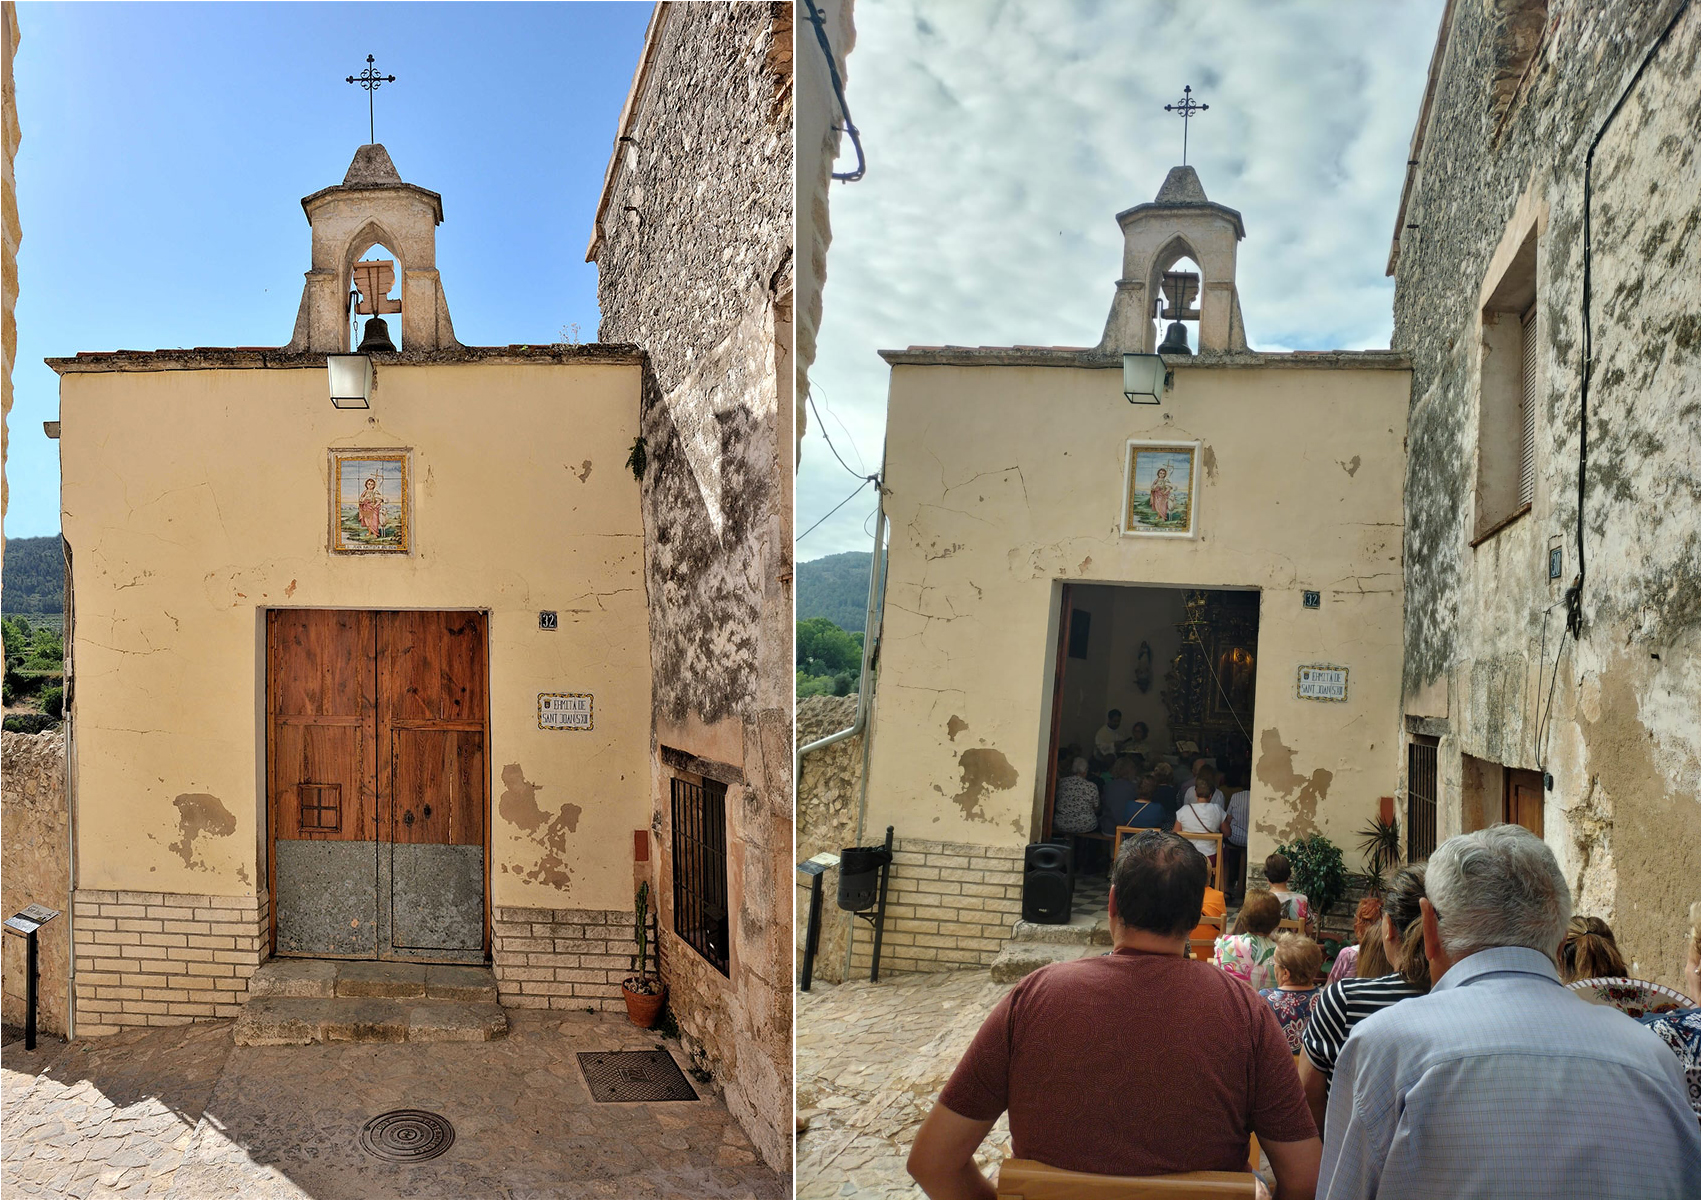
[538,610,558,631]
[1302,591,1321,609]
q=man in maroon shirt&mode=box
[907,830,1321,1199]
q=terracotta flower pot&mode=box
[621,979,666,1028]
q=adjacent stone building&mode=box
[854,167,1410,975]
[585,0,793,1172]
[1392,0,1701,989]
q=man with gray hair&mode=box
[1319,825,1701,1199]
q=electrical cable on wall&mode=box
[803,0,866,182]
[1573,0,1692,640]
[799,475,878,543]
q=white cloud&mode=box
[799,0,1445,558]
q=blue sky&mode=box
[799,0,1448,560]
[5,1,652,538]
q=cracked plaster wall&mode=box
[588,0,792,1173]
[865,361,1409,869]
[54,362,652,914]
[1394,1,1701,989]
[1,730,69,1035]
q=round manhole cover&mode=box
[358,1109,456,1162]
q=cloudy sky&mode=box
[5,2,649,538]
[799,0,1447,559]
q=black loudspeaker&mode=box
[1022,842,1074,924]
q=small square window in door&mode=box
[297,784,343,833]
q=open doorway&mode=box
[1042,583,1259,886]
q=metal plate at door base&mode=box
[390,842,484,952]
[275,839,379,957]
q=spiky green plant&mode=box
[1356,815,1403,880]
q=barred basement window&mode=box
[1407,737,1439,863]
[670,775,729,975]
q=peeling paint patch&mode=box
[284,579,297,598]
[168,793,236,870]
[951,748,1019,823]
[497,763,582,890]
[946,715,968,742]
[573,459,594,483]
[1202,445,1219,480]
[1337,455,1362,477]
[237,864,250,886]
[1252,730,1332,842]
[1077,555,1093,574]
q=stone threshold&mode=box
[234,958,507,1045]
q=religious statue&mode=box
[1135,640,1154,693]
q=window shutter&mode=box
[1519,308,1538,507]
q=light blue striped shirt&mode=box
[1318,946,1701,1200]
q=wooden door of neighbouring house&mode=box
[267,610,488,962]
[1505,767,1544,838]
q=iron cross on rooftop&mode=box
[1164,85,1209,166]
[347,54,397,145]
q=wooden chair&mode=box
[1189,912,1225,961]
[1177,831,1224,890]
[1113,826,1168,859]
[995,1157,1258,1198]
[1276,917,1304,936]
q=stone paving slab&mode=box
[335,960,428,999]
[797,970,1016,1198]
[4,1011,782,1198]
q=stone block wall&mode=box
[1,730,69,1035]
[590,0,793,1174]
[70,889,266,1036]
[795,695,861,983]
[847,838,1024,977]
[1393,2,1701,987]
[490,905,631,1012]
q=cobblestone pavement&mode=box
[3,1012,783,1199]
[796,970,1015,1199]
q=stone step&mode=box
[249,959,498,1003]
[1009,916,1112,946]
[988,941,1098,984]
[233,995,508,1046]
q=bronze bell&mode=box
[1157,320,1192,356]
[357,316,396,353]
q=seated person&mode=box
[1264,853,1309,925]
[1123,771,1173,831]
[907,830,1320,1198]
[1092,709,1126,761]
[1191,880,1228,962]
[1051,757,1100,836]
[1215,889,1283,991]
[1325,897,1383,986]
[1150,761,1179,817]
[1260,935,1325,1054]
[1560,913,1628,982]
[1175,765,1230,868]
[1124,720,1154,760]
[1638,901,1701,1121]
[1098,756,1140,835]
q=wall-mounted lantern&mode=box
[1123,352,1172,405]
[328,353,373,409]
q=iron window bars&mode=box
[671,776,730,975]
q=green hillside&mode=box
[796,550,874,632]
[3,537,65,617]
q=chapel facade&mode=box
[50,145,658,1029]
[845,167,1411,977]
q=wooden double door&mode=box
[267,610,488,963]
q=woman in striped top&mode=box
[1298,865,1431,1137]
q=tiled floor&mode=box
[3,1012,783,1199]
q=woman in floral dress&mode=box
[1259,934,1325,1053]
[1214,889,1282,991]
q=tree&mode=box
[796,618,862,677]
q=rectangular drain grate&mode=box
[577,1050,699,1103]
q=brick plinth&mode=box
[848,839,1026,976]
[491,906,633,1013]
[71,889,268,1035]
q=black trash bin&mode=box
[837,843,892,911]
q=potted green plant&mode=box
[621,881,666,1028]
